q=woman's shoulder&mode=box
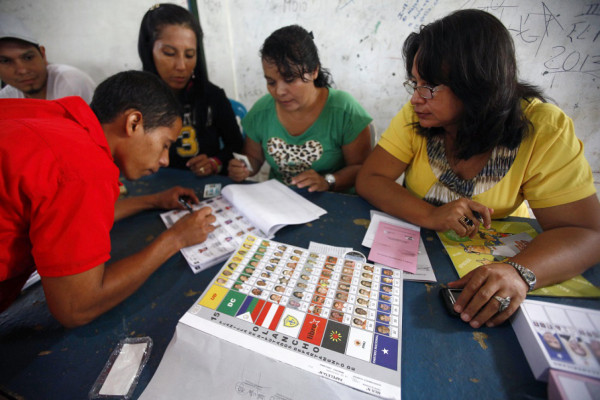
[243,94,274,127]
[203,81,228,99]
[520,98,578,151]
[522,98,571,131]
[327,88,361,106]
[247,94,274,114]
[325,88,372,121]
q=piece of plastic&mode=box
[89,337,153,399]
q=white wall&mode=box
[1,0,599,187]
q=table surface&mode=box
[1,168,599,400]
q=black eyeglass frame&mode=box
[403,80,442,99]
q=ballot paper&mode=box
[368,221,420,274]
[141,235,402,400]
[160,180,327,273]
[362,210,436,282]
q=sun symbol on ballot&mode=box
[330,331,342,342]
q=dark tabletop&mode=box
[1,168,598,400]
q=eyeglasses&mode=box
[403,80,442,99]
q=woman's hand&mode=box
[151,186,199,210]
[427,198,493,238]
[186,154,214,176]
[228,158,250,182]
[291,170,329,192]
[447,262,529,328]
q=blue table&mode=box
[1,168,598,399]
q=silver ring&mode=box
[493,295,511,312]
[199,167,205,174]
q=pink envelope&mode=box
[368,221,420,273]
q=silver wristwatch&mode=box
[505,261,536,292]
[324,173,336,189]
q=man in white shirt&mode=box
[0,14,95,103]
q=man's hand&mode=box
[168,206,216,249]
[151,186,200,210]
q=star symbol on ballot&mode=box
[382,348,389,355]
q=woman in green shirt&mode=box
[228,25,372,192]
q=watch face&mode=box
[522,270,535,282]
[325,174,335,187]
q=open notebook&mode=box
[160,180,327,273]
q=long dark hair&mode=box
[403,9,547,159]
[138,3,208,90]
[261,25,332,88]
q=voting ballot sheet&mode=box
[160,180,326,274]
[143,235,402,399]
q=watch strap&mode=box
[505,260,536,292]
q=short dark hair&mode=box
[403,9,547,159]
[90,70,181,130]
[138,3,207,84]
[261,25,332,88]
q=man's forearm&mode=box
[43,229,181,328]
[114,194,158,221]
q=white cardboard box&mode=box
[511,300,600,381]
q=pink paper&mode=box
[368,221,420,273]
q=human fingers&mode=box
[292,170,327,192]
[183,207,216,240]
[449,199,492,238]
[465,201,493,230]
[290,170,315,186]
[194,206,214,219]
[153,186,197,209]
[430,198,474,235]
[456,214,477,238]
[485,294,523,327]
[450,265,502,325]
[449,269,480,315]
[186,154,208,168]
[186,155,212,176]
[228,159,249,182]
[292,175,317,190]
[175,187,200,204]
[193,162,213,176]
[457,263,527,328]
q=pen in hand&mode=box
[178,197,194,214]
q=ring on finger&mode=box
[493,295,511,313]
[458,215,473,228]
[199,167,205,174]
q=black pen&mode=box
[178,197,194,213]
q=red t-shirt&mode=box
[0,96,120,311]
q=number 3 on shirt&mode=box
[176,124,199,157]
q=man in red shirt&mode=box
[0,70,216,327]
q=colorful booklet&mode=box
[511,299,600,381]
[437,220,600,298]
[160,180,326,273]
[178,235,403,399]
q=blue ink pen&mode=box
[178,197,194,213]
